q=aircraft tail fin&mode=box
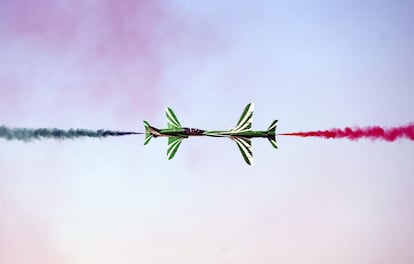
[267,120,278,149]
[143,121,153,145]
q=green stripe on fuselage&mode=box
[155,127,275,139]
[205,130,273,138]
[157,128,188,138]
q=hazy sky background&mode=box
[1,1,413,263]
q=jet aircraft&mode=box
[143,103,277,165]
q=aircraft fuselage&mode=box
[143,103,278,165]
[149,126,274,139]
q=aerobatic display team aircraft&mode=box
[143,103,277,165]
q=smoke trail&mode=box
[0,125,142,142]
[279,124,414,142]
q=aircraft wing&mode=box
[231,136,254,165]
[167,137,184,160]
[166,107,182,129]
[231,103,254,133]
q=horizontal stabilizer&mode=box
[143,121,153,145]
[267,120,278,149]
[267,120,278,132]
[268,137,278,149]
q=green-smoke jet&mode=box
[0,125,142,142]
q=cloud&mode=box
[0,0,169,61]
[0,0,223,120]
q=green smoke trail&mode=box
[0,125,142,142]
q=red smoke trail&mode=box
[279,124,414,142]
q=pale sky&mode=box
[1,1,413,263]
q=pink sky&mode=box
[1,1,413,264]
[0,0,223,121]
[0,1,224,263]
